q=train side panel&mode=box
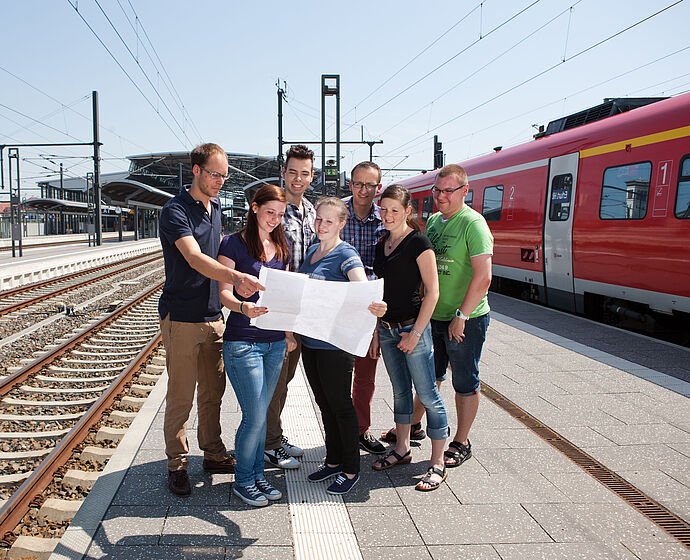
[573,136,690,313]
[465,162,548,291]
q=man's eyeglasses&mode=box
[351,181,379,191]
[201,167,230,181]
[431,184,467,196]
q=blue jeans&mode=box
[223,339,286,486]
[377,323,449,441]
[431,314,490,396]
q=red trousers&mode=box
[352,354,379,435]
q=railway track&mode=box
[0,282,165,555]
[0,251,161,317]
[0,259,163,351]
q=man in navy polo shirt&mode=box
[159,143,263,496]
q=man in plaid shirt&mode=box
[264,145,316,470]
[341,161,387,454]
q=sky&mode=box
[1,0,688,197]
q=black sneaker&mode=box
[359,431,386,454]
[307,463,342,483]
[444,439,472,468]
[168,469,191,496]
[326,473,360,495]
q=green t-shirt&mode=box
[426,205,493,321]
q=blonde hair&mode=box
[315,196,348,222]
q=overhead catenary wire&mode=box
[346,0,542,132]
[90,0,196,148]
[117,0,204,143]
[0,65,152,153]
[342,1,485,122]
[378,1,583,139]
[383,0,685,158]
[65,0,190,149]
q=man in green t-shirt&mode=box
[425,164,493,470]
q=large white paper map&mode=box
[250,267,383,357]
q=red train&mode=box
[395,93,690,340]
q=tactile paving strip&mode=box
[282,363,363,560]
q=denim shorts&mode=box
[431,313,489,396]
[377,323,449,440]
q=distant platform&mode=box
[0,237,160,290]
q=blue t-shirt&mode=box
[158,188,222,323]
[218,232,288,343]
[299,241,363,351]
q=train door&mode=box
[543,152,579,311]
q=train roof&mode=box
[396,92,690,189]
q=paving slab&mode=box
[523,502,676,544]
[348,506,425,547]
[408,503,551,545]
[492,542,639,559]
[84,544,227,560]
[427,545,500,560]
[160,506,290,547]
[92,505,168,547]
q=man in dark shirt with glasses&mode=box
[159,143,263,496]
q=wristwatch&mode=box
[455,309,470,321]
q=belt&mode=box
[379,318,415,330]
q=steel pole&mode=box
[92,91,102,245]
[321,76,326,195]
[277,82,284,188]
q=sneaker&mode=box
[233,483,268,507]
[168,469,191,496]
[264,446,300,469]
[326,473,360,495]
[203,453,236,473]
[307,463,342,483]
[255,478,282,501]
[281,435,304,458]
[359,431,386,454]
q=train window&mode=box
[482,185,503,222]
[549,174,573,221]
[466,189,474,209]
[422,195,434,221]
[411,198,420,220]
[675,155,690,219]
[600,162,651,220]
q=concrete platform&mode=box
[50,293,690,560]
[0,238,160,290]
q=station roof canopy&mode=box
[37,172,128,193]
[21,198,119,214]
[101,178,173,210]
[126,151,282,198]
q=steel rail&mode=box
[0,332,161,544]
[0,251,159,300]
[0,254,162,318]
[0,235,137,253]
[0,281,163,399]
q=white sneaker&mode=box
[281,435,304,458]
[264,446,300,469]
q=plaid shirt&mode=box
[282,196,316,272]
[341,198,385,280]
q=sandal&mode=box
[444,440,472,468]
[371,449,412,471]
[415,466,447,492]
[380,422,427,443]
